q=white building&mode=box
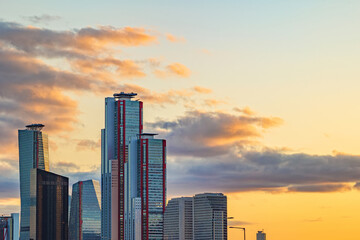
[164,197,193,240]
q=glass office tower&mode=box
[102,92,167,240]
[193,193,227,240]
[101,92,143,240]
[136,134,166,240]
[30,169,69,240]
[18,124,49,240]
[0,213,19,240]
[69,180,101,240]
[164,197,193,240]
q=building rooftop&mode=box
[25,124,45,131]
[113,92,137,100]
[139,133,158,139]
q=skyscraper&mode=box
[193,193,227,240]
[69,180,101,240]
[135,134,166,240]
[0,213,19,240]
[101,92,143,240]
[164,197,193,240]
[256,231,266,240]
[29,168,69,240]
[18,124,49,240]
[101,92,167,240]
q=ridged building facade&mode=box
[69,180,101,240]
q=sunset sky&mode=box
[1,1,360,239]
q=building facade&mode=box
[69,180,101,240]
[193,193,227,240]
[136,134,166,240]
[164,197,193,240]
[0,213,19,240]
[30,169,68,240]
[18,124,49,240]
[256,231,266,240]
[101,92,143,240]
[102,92,166,240]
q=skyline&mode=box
[1,1,360,239]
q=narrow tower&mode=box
[18,124,49,240]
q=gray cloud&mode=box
[354,182,360,190]
[167,150,360,195]
[228,220,254,226]
[148,110,283,157]
[147,111,360,194]
[76,139,100,151]
[23,14,61,24]
[288,184,351,193]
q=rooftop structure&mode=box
[139,133,158,139]
[25,124,45,131]
[113,92,137,100]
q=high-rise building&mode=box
[29,168,69,240]
[0,213,19,240]
[101,92,167,240]
[256,231,266,240]
[69,180,101,240]
[164,197,193,240]
[193,193,227,240]
[101,92,143,240]
[18,124,49,240]
[135,134,166,240]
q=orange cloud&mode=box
[72,57,146,78]
[166,33,186,43]
[203,99,227,106]
[76,26,157,51]
[154,63,191,78]
[148,110,283,156]
[234,106,256,116]
[193,86,212,94]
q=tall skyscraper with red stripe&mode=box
[101,92,166,240]
[18,124,49,240]
[101,92,143,240]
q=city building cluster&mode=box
[4,92,267,240]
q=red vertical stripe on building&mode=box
[139,101,143,135]
[117,101,121,240]
[79,181,83,240]
[162,140,166,214]
[140,140,144,239]
[146,139,149,240]
[123,101,126,164]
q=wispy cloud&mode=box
[166,33,186,43]
[76,139,100,151]
[154,63,191,78]
[22,14,61,24]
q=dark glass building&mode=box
[69,180,101,240]
[30,169,69,240]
